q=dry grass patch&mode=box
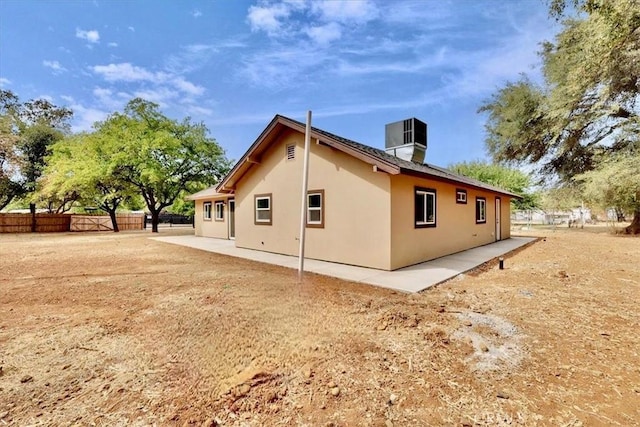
[0,228,638,426]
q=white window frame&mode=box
[214,201,224,221]
[306,190,324,228]
[415,187,436,228]
[254,194,272,225]
[456,189,467,204]
[203,201,212,221]
[476,197,487,223]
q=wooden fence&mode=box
[0,213,144,233]
[0,213,71,233]
[70,214,144,231]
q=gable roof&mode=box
[216,114,520,198]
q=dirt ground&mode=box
[0,226,638,426]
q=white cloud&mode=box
[247,2,292,36]
[164,44,219,74]
[173,77,205,96]
[93,87,112,98]
[381,1,452,26]
[192,9,202,18]
[0,77,12,86]
[128,26,135,32]
[90,61,208,106]
[92,86,131,110]
[76,28,100,43]
[305,22,342,45]
[311,0,378,24]
[42,60,68,74]
[108,42,118,47]
[185,105,213,117]
[242,47,331,88]
[246,1,378,46]
[61,95,110,131]
[335,47,447,76]
[132,87,178,106]
[91,63,158,82]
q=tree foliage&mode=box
[0,89,72,209]
[480,0,640,232]
[39,133,140,227]
[0,115,22,210]
[574,149,640,233]
[449,161,539,210]
[20,124,64,193]
[94,98,230,232]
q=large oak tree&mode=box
[95,98,230,232]
[0,89,72,209]
[480,0,640,233]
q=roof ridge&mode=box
[219,114,520,198]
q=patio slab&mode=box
[151,235,537,293]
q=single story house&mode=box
[187,115,519,271]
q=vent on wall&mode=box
[286,144,295,160]
[384,118,427,164]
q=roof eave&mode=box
[216,115,401,193]
[399,167,521,198]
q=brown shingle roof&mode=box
[216,114,520,198]
[281,115,521,198]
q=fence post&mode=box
[30,203,36,232]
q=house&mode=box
[187,115,519,271]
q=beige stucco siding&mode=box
[500,196,511,240]
[194,199,230,239]
[389,174,512,270]
[234,129,392,269]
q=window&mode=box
[214,201,224,221]
[307,190,324,228]
[286,144,295,160]
[254,194,272,225]
[415,187,436,228]
[456,189,467,204]
[476,197,486,223]
[203,201,212,221]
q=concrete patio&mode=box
[151,235,537,293]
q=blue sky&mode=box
[0,0,559,166]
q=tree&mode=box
[19,124,64,193]
[0,89,73,209]
[96,98,230,232]
[575,150,640,234]
[0,115,22,210]
[39,133,139,229]
[449,161,539,210]
[479,0,640,233]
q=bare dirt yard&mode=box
[1,227,638,426]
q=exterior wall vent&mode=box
[286,144,295,160]
[384,118,427,164]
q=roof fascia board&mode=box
[217,115,400,193]
[399,168,521,199]
[277,116,400,174]
[215,115,285,192]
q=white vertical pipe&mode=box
[298,111,312,282]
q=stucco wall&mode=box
[234,129,392,269]
[194,198,230,239]
[389,174,513,270]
